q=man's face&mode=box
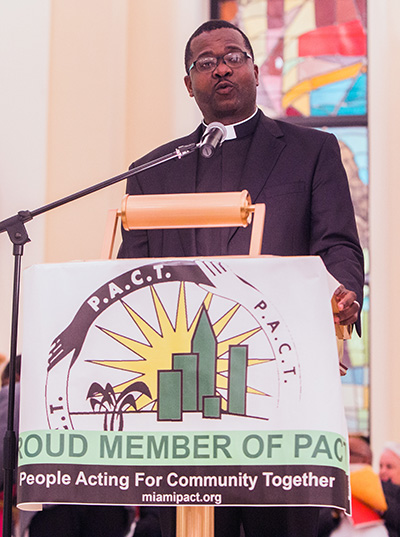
[379,449,400,485]
[184,28,259,125]
[348,437,372,464]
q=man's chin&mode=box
[207,105,241,123]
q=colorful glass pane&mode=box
[328,126,369,435]
[216,0,367,119]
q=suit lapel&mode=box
[228,114,286,244]
[239,114,286,202]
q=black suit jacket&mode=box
[119,111,364,328]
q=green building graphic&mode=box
[157,308,248,421]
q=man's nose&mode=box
[213,58,232,76]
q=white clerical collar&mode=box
[203,108,259,140]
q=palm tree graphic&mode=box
[87,381,151,431]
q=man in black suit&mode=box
[119,19,364,537]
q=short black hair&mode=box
[184,20,255,74]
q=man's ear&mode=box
[254,64,259,87]
[184,75,194,97]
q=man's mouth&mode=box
[215,81,235,94]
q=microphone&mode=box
[199,122,227,158]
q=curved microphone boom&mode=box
[199,122,227,158]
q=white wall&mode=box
[0,1,51,354]
[368,0,400,461]
[126,0,208,158]
[44,0,130,264]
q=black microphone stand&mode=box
[0,141,198,537]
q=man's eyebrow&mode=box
[194,45,244,59]
[194,50,214,59]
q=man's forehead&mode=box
[190,28,246,55]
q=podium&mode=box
[103,190,265,536]
[17,191,352,535]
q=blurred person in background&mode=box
[318,436,396,537]
[380,443,400,486]
[379,443,400,537]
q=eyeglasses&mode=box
[188,50,253,74]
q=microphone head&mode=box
[204,122,227,141]
[200,122,227,158]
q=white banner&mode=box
[18,256,350,511]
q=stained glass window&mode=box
[212,0,367,120]
[211,0,369,435]
[327,125,369,435]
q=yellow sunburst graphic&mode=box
[89,282,269,412]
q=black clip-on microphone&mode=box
[198,122,227,158]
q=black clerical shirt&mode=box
[195,109,261,256]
